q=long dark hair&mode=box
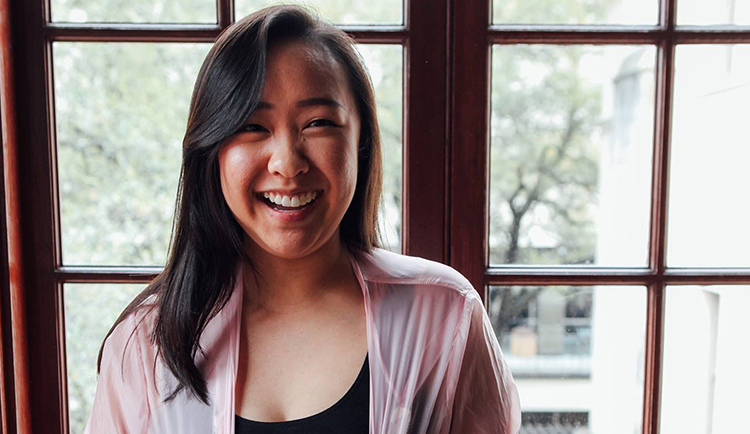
[97,4,383,405]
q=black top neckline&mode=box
[235,352,369,426]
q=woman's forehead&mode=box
[263,39,351,101]
[268,39,338,70]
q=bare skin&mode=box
[235,240,367,422]
[235,234,367,422]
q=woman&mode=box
[85,5,521,434]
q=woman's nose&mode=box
[267,133,309,178]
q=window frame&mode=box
[450,3,750,434]
[0,0,749,432]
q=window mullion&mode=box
[662,0,677,29]
[448,0,491,299]
[642,282,667,434]
[402,0,449,262]
[643,3,675,427]
[217,0,233,28]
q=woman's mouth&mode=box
[257,190,322,213]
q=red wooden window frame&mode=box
[0,0,749,432]
[450,2,750,434]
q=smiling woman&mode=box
[83,5,520,434]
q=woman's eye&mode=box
[307,119,336,128]
[240,123,267,133]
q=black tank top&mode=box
[235,353,369,433]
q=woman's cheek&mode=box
[321,147,357,196]
[219,143,257,208]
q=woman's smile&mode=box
[256,189,324,223]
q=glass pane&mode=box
[489,285,647,433]
[492,0,658,25]
[489,45,656,266]
[357,45,403,253]
[678,0,750,25]
[64,284,144,434]
[51,0,215,23]
[235,0,403,25]
[661,286,750,433]
[668,45,750,268]
[53,43,211,266]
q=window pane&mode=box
[51,0,215,23]
[64,284,144,434]
[53,43,210,266]
[489,45,655,266]
[489,285,647,434]
[668,45,750,268]
[236,0,403,25]
[54,42,400,265]
[492,0,658,25]
[357,45,403,252]
[661,286,750,433]
[678,0,750,25]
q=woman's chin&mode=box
[248,237,318,260]
[243,227,343,261]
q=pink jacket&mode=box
[85,247,521,433]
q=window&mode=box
[1,0,748,433]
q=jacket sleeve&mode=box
[84,312,151,434]
[450,293,521,434]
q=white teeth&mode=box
[263,191,319,208]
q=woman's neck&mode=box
[241,236,356,315]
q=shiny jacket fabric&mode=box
[85,247,521,433]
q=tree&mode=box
[487,0,617,336]
[489,46,601,267]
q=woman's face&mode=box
[218,39,360,260]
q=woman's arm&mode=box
[450,294,522,434]
[84,312,151,434]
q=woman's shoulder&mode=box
[353,247,478,299]
[111,293,159,338]
[100,295,160,372]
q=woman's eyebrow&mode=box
[253,97,344,111]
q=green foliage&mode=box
[236,0,402,24]
[493,0,617,25]
[54,42,210,266]
[51,0,403,24]
[51,0,216,23]
[357,45,403,251]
